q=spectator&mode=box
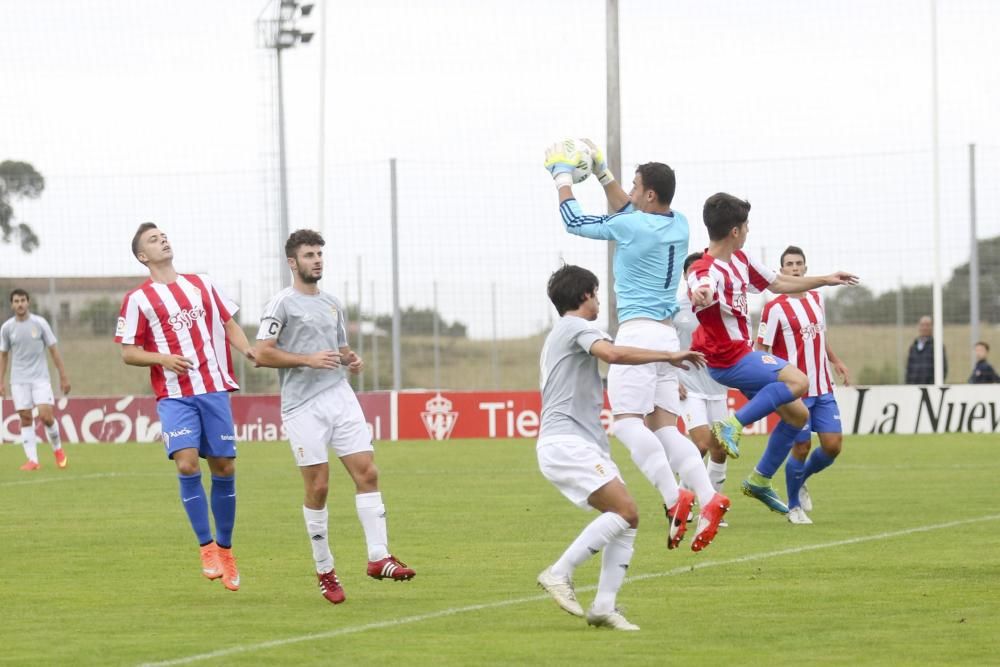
[905,316,947,384]
[969,341,999,384]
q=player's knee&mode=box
[791,441,811,459]
[308,479,329,504]
[175,459,200,476]
[821,436,843,458]
[354,462,379,491]
[18,412,32,425]
[617,502,639,529]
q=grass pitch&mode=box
[1,434,998,666]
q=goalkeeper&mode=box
[543,141,730,553]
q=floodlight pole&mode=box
[605,0,621,337]
[257,0,315,290]
[276,46,291,288]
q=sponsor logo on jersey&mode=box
[168,305,206,332]
[116,317,127,337]
[421,393,458,440]
[799,322,825,341]
[761,355,777,365]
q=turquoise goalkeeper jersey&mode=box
[559,199,688,322]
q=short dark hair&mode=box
[635,162,676,205]
[286,228,325,258]
[780,245,806,266]
[683,251,703,274]
[10,288,29,303]
[976,341,990,352]
[131,222,158,260]
[547,264,599,316]
[703,193,751,241]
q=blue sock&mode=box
[784,454,807,509]
[803,448,836,480]
[210,475,237,549]
[178,472,213,545]
[755,421,801,478]
[735,382,796,425]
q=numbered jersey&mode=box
[757,291,834,397]
[115,274,240,400]
[559,199,689,322]
[687,250,776,368]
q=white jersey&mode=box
[673,290,727,400]
[0,314,56,384]
[256,287,350,416]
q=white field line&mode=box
[0,471,161,488]
[139,513,1000,667]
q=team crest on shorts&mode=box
[762,355,777,365]
[595,463,606,476]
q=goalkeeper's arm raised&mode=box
[582,138,630,211]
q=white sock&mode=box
[20,426,38,463]
[551,512,629,579]
[303,505,334,573]
[655,426,716,506]
[45,422,62,451]
[707,460,728,493]
[614,417,679,507]
[592,527,637,614]
[355,491,389,561]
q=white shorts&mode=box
[679,394,728,431]
[537,436,623,509]
[283,382,373,467]
[607,319,680,416]
[11,379,54,411]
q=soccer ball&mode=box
[561,138,594,184]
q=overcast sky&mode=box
[2,0,998,337]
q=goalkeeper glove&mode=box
[582,138,615,186]
[544,141,579,189]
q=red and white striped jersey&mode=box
[757,291,833,396]
[115,273,240,400]
[686,250,776,368]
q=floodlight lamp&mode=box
[300,3,314,17]
[299,31,315,43]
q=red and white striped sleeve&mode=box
[115,289,148,345]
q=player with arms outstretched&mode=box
[688,194,857,515]
[117,222,254,591]
[756,245,850,524]
[254,229,414,605]
[536,264,705,631]
[544,140,729,552]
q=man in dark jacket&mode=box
[906,316,947,384]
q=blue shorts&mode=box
[157,391,238,460]
[797,393,842,440]
[709,351,788,399]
